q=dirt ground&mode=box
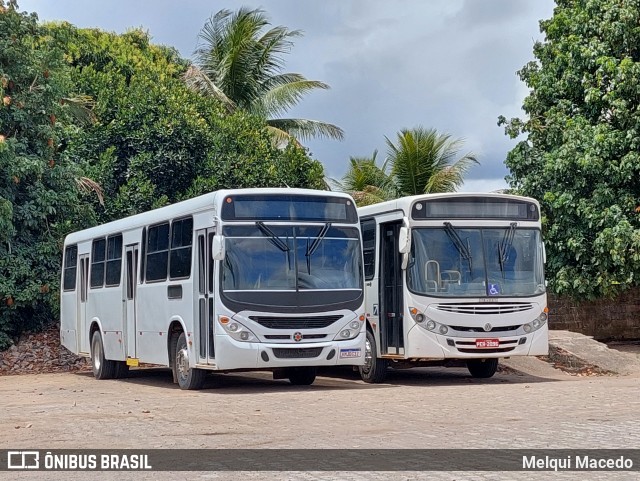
[2,362,640,480]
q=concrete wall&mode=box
[548,288,640,340]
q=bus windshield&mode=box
[407,227,545,298]
[222,225,362,291]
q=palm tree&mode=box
[335,128,478,206]
[331,151,398,206]
[386,127,478,195]
[184,7,344,144]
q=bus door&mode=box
[380,221,405,355]
[124,244,139,359]
[77,253,89,353]
[197,228,216,363]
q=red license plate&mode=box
[475,339,499,348]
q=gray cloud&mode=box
[20,0,555,191]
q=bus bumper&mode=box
[405,325,549,359]
[212,332,366,370]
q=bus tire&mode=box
[359,329,388,383]
[91,330,116,380]
[287,367,316,385]
[173,332,206,390]
[467,358,499,378]
[113,361,129,379]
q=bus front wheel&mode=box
[467,358,499,378]
[172,332,206,390]
[359,330,388,383]
[91,330,116,380]
[287,367,316,385]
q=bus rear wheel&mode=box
[172,332,206,390]
[91,331,116,380]
[113,361,129,379]
[287,367,316,385]
[359,330,388,383]
[467,358,499,378]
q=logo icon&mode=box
[7,451,40,470]
[488,283,500,295]
[483,323,493,332]
[293,332,303,342]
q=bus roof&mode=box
[64,188,354,246]
[357,192,540,218]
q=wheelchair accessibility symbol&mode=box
[488,284,500,296]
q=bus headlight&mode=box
[333,317,364,341]
[418,318,450,335]
[220,317,258,342]
[521,309,548,334]
[409,307,426,323]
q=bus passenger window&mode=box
[146,223,170,282]
[90,238,106,288]
[169,217,193,280]
[63,245,78,291]
[361,219,376,280]
[105,234,123,287]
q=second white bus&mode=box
[357,193,548,382]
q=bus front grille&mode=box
[435,303,533,315]
[249,315,342,329]
[264,334,327,340]
[450,324,521,333]
[272,347,323,359]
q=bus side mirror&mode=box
[542,242,547,264]
[399,223,411,270]
[398,226,411,254]
[211,235,225,261]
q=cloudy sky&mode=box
[19,0,556,192]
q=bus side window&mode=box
[63,245,78,291]
[361,219,376,280]
[90,238,106,288]
[105,234,123,287]
[169,217,193,280]
[146,223,170,282]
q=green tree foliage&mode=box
[0,4,326,349]
[0,2,95,348]
[331,150,397,206]
[184,7,344,144]
[46,23,326,221]
[387,127,478,196]
[335,127,477,206]
[499,0,640,299]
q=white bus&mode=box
[357,193,548,382]
[60,188,365,389]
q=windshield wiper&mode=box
[498,222,517,277]
[443,222,472,272]
[305,223,331,274]
[256,222,290,252]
